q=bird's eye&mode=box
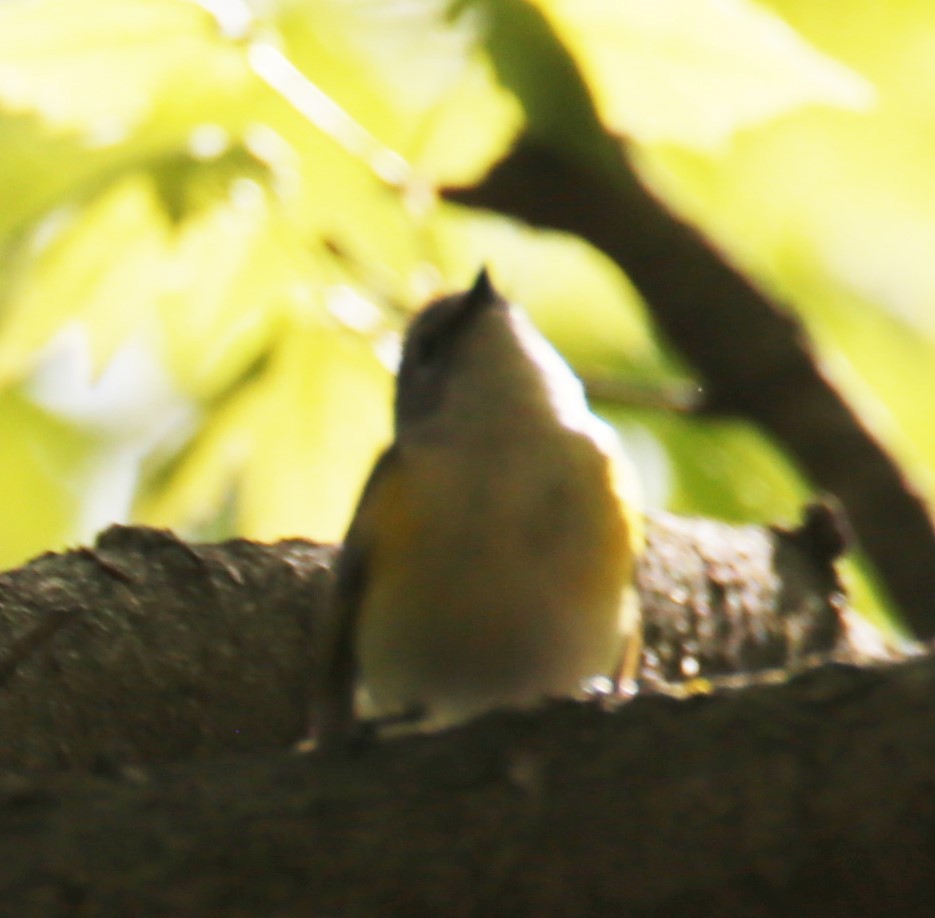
[401,296,470,377]
[409,331,442,369]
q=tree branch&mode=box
[0,652,932,916]
[0,512,893,770]
[0,520,918,914]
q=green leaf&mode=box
[0,0,259,243]
[0,176,170,384]
[533,0,874,149]
[266,0,520,183]
[238,321,392,541]
[155,166,305,399]
[141,318,393,542]
[638,412,809,523]
[0,388,97,568]
[0,0,247,137]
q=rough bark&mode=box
[0,510,921,915]
[0,653,932,916]
[0,528,332,770]
[0,504,888,771]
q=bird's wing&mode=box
[314,445,402,742]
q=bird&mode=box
[314,268,642,743]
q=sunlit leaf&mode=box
[639,412,809,523]
[268,0,519,183]
[156,167,305,399]
[532,0,874,149]
[142,316,393,542]
[0,0,260,247]
[0,114,117,243]
[409,52,522,186]
[136,374,258,532]
[238,320,392,542]
[0,0,247,138]
[0,388,97,568]
[0,177,170,384]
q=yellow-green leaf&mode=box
[533,0,874,149]
[239,320,392,542]
[0,388,97,568]
[0,0,246,137]
[0,177,169,384]
[142,316,393,543]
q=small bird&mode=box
[315,269,642,742]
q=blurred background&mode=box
[1,0,932,631]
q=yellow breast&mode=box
[356,425,640,727]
